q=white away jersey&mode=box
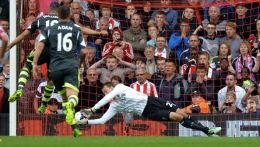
[88,84,148,125]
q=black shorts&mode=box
[26,47,50,67]
[50,67,79,94]
[25,47,51,79]
[142,96,178,121]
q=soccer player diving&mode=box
[81,82,222,137]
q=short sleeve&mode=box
[38,28,49,43]
[27,19,39,34]
[76,28,86,50]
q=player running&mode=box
[2,2,107,113]
[33,5,86,137]
[81,82,222,137]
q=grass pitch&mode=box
[0,136,259,147]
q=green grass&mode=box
[0,136,259,147]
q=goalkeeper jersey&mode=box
[88,84,148,125]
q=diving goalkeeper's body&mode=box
[81,82,221,137]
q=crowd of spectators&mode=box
[1,0,260,114]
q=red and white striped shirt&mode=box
[130,80,158,97]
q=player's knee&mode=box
[176,108,188,117]
[169,112,183,122]
[47,80,54,86]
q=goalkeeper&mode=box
[81,82,221,137]
[2,2,108,113]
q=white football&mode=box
[75,112,88,124]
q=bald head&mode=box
[71,2,81,15]
[209,6,220,20]
[112,47,124,59]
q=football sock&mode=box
[71,124,79,130]
[18,67,30,87]
[187,115,203,127]
[68,95,79,108]
[42,84,54,106]
[179,117,208,134]
[62,99,68,112]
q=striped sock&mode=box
[18,67,30,87]
[68,95,79,108]
[42,84,54,106]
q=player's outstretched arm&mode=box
[5,30,31,53]
[80,108,96,118]
[32,42,45,79]
[80,26,108,36]
[87,106,118,125]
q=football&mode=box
[75,112,88,125]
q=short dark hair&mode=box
[242,67,250,73]
[135,57,146,64]
[111,75,122,83]
[130,13,142,21]
[156,35,166,40]
[180,18,190,24]
[190,34,199,39]
[155,10,165,16]
[196,64,208,71]
[49,2,60,13]
[220,58,228,63]
[102,82,115,89]
[58,5,70,19]
[207,23,216,27]
[227,72,237,79]
[86,8,95,15]
[145,45,155,51]
[165,59,176,66]
[199,51,210,60]
[47,98,58,105]
[0,17,9,22]
[156,57,166,64]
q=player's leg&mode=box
[37,47,55,112]
[175,109,221,136]
[175,108,204,126]
[38,78,55,113]
[63,67,81,137]
[142,97,221,136]
[50,69,81,137]
[8,53,34,102]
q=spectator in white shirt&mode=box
[218,73,246,112]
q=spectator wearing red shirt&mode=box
[102,27,134,63]
[0,73,9,113]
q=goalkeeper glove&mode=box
[80,108,96,118]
